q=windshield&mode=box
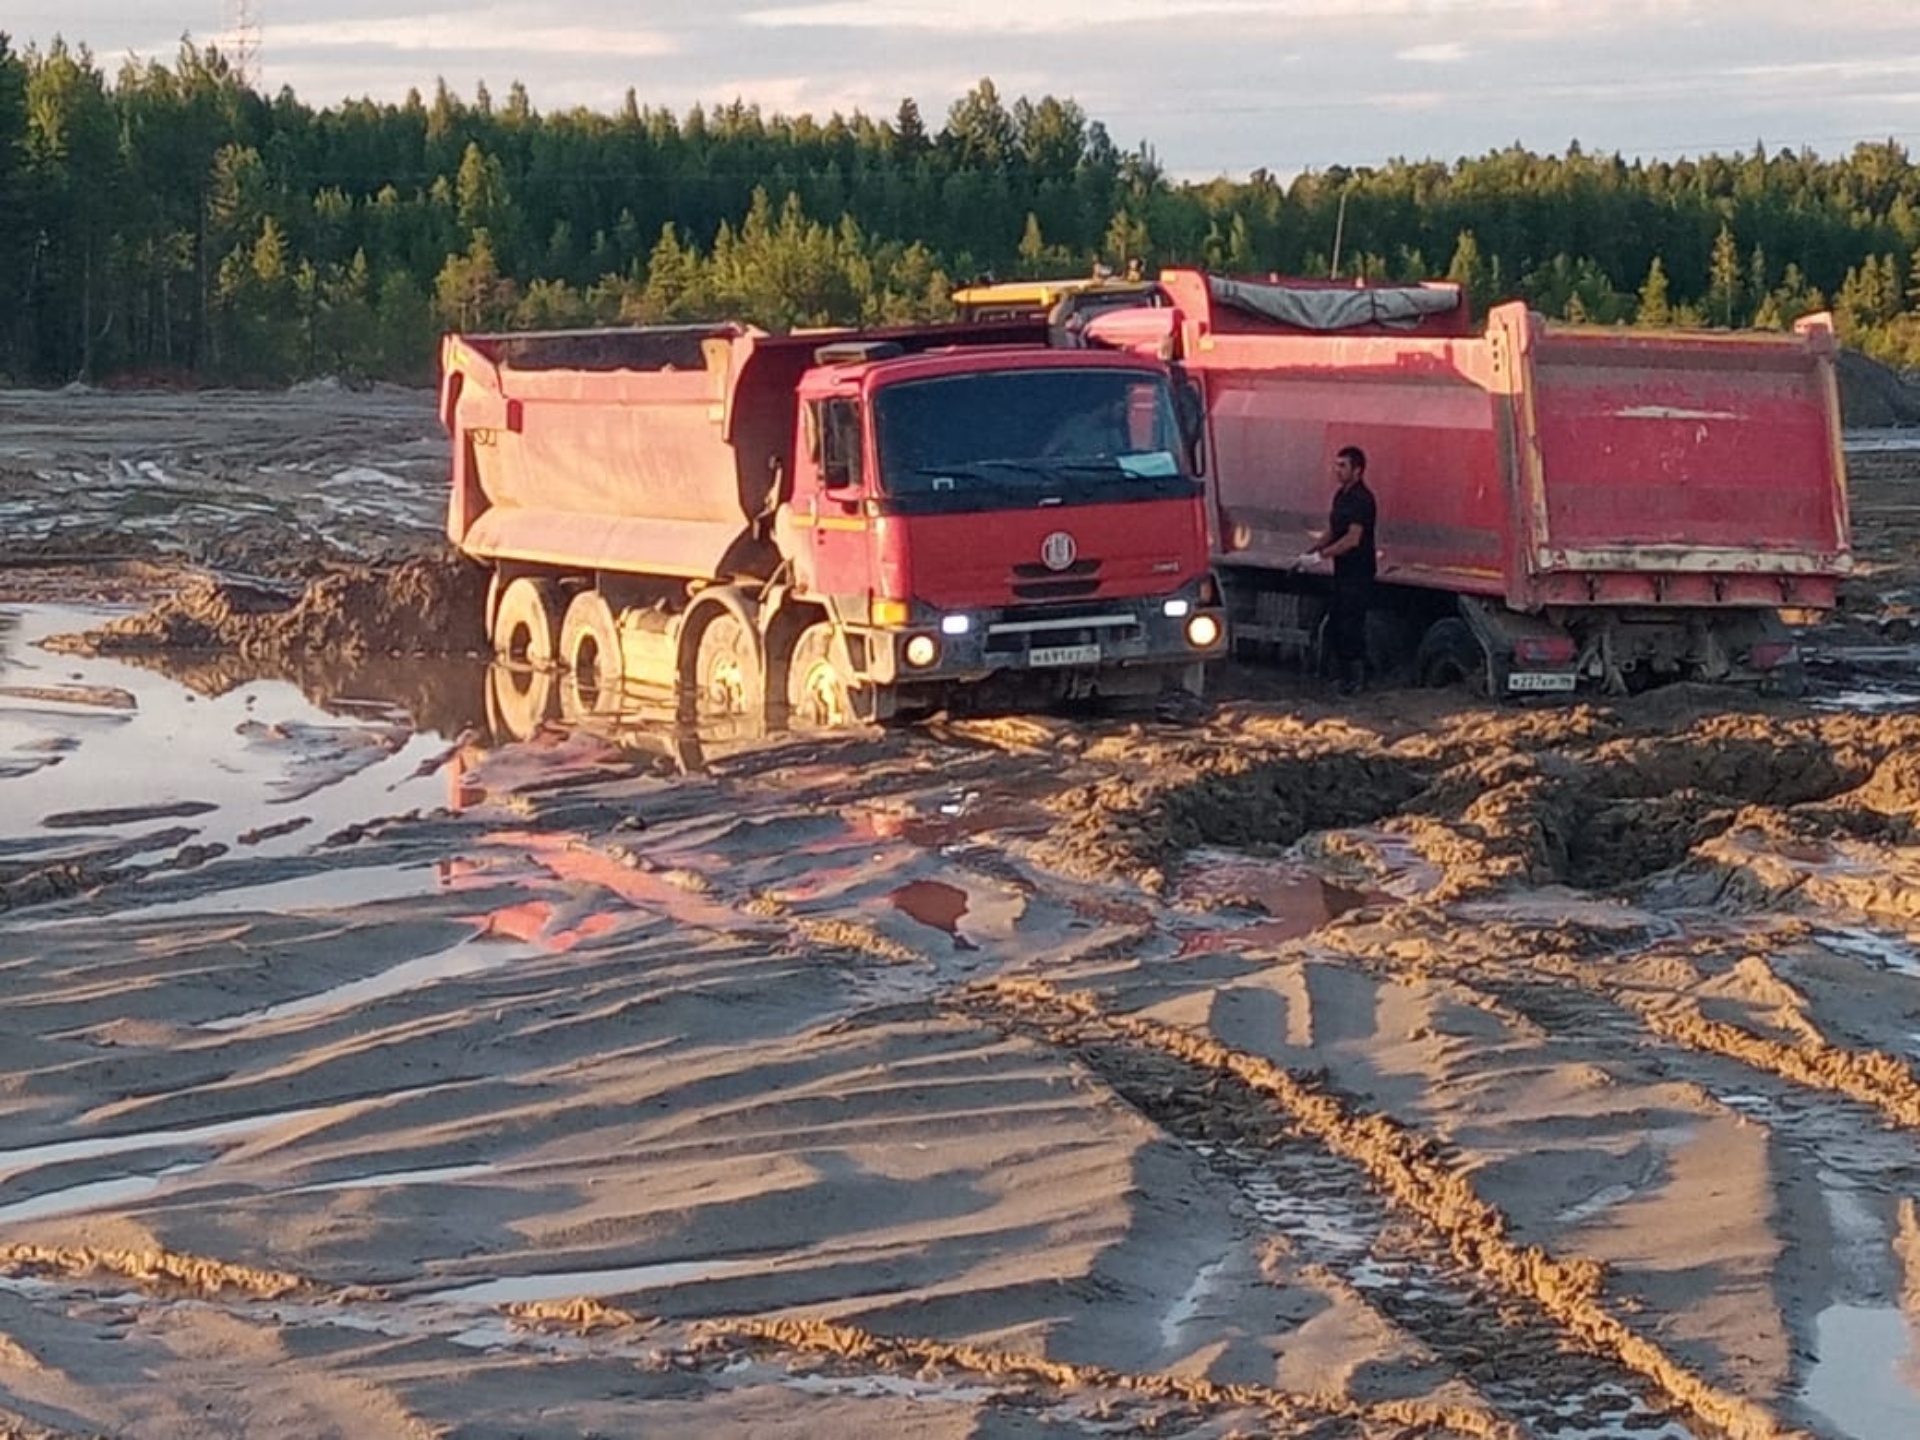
[873,368,1189,501]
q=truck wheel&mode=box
[559,591,625,712]
[1415,617,1486,693]
[786,622,855,728]
[485,661,557,742]
[691,610,762,719]
[491,576,561,667]
[1761,661,1808,700]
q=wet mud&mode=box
[3,391,1920,1438]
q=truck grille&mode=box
[1011,558,1100,601]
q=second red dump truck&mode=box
[441,319,1225,731]
[1086,268,1853,695]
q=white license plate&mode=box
[1029,643,1101,668]
[1507,670,1579,693]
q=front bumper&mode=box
[860,587,1226,685]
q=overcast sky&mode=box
[8,2,1919,180]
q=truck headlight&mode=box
[904,634,940,668]
[1185,613,1222,649]
[1162,598,1192,618]
[940,614,972,636]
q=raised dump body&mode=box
[442,317,1226,730]
[1116,268,1852,693]
[445,323,816,583]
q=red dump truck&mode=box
[1085,268,1852,694]
[441,320,1225,731]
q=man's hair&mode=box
[1336,444,1367,472]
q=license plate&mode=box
[1029,643,1101,668]
[1507,670,1578,693]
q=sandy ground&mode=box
[4,386,1920,1439]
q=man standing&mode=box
[1302,445,1377,694]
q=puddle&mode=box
[202,933,544,1030]
[78,859,450,924]
[889,879,976,949]
[850,785,1055,850]
[0,1165,198,1226]
[0,1087,440,1196]
[420,1257,769,1306]
[0,604,465,886]
[1158,1255,1231,1350]
[1818,928,1920,978]
[1172,848,1393,950]
[0,1102,340,1186]
[1799,1304,1920,1438]
[299,1163,495,1193]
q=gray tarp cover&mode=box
[1209,275,1462,330]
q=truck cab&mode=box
[774,341,1224,719]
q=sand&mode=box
[3,385,1920,1438]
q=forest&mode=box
[3,34,1919,387]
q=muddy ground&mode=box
[4,386,1920,1439]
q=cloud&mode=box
[1397,43,1470,63]
[269,15,676,60]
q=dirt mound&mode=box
[1030,704,1920,904]
[43,550,488,664]
[1838,348,1920,429]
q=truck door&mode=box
[791,396,877,603]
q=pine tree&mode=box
[1636,257,1672,327]
[1707,222,1741,327]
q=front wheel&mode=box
[785,622,857,729]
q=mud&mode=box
[39,551,489,666]
[2,389,1920,1439]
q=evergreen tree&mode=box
[1636,257,1672,326]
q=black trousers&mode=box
[1327,575,1372,675]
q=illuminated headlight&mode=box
[904,634,940,668]
[1185,613,1222,649]
[1161,598,1192,619]
[940,614,972,636]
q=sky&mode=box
[7,2,1920,181]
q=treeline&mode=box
[3,34,1920,387]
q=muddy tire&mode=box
[785,622,856,729]
[491,576,562,667]
[1761,661,1809,700]
[559,590,625,717]
[689,608,763,720]
[1416,617,1486,692]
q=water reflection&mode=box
[1800,1304,1920,1438]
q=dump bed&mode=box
[1495,307,1851,609]
[1149,269,1851,613]
[441,322,808,582]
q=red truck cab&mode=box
[774,340,1223,716]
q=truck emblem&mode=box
[1040,530,1077,571]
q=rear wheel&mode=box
[491,576,562,667]
[785,622,856,728]
[559,590,625,717]
[1415,617,1487,693]
[690,609,762,720]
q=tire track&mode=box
[957,977,1811,1440]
